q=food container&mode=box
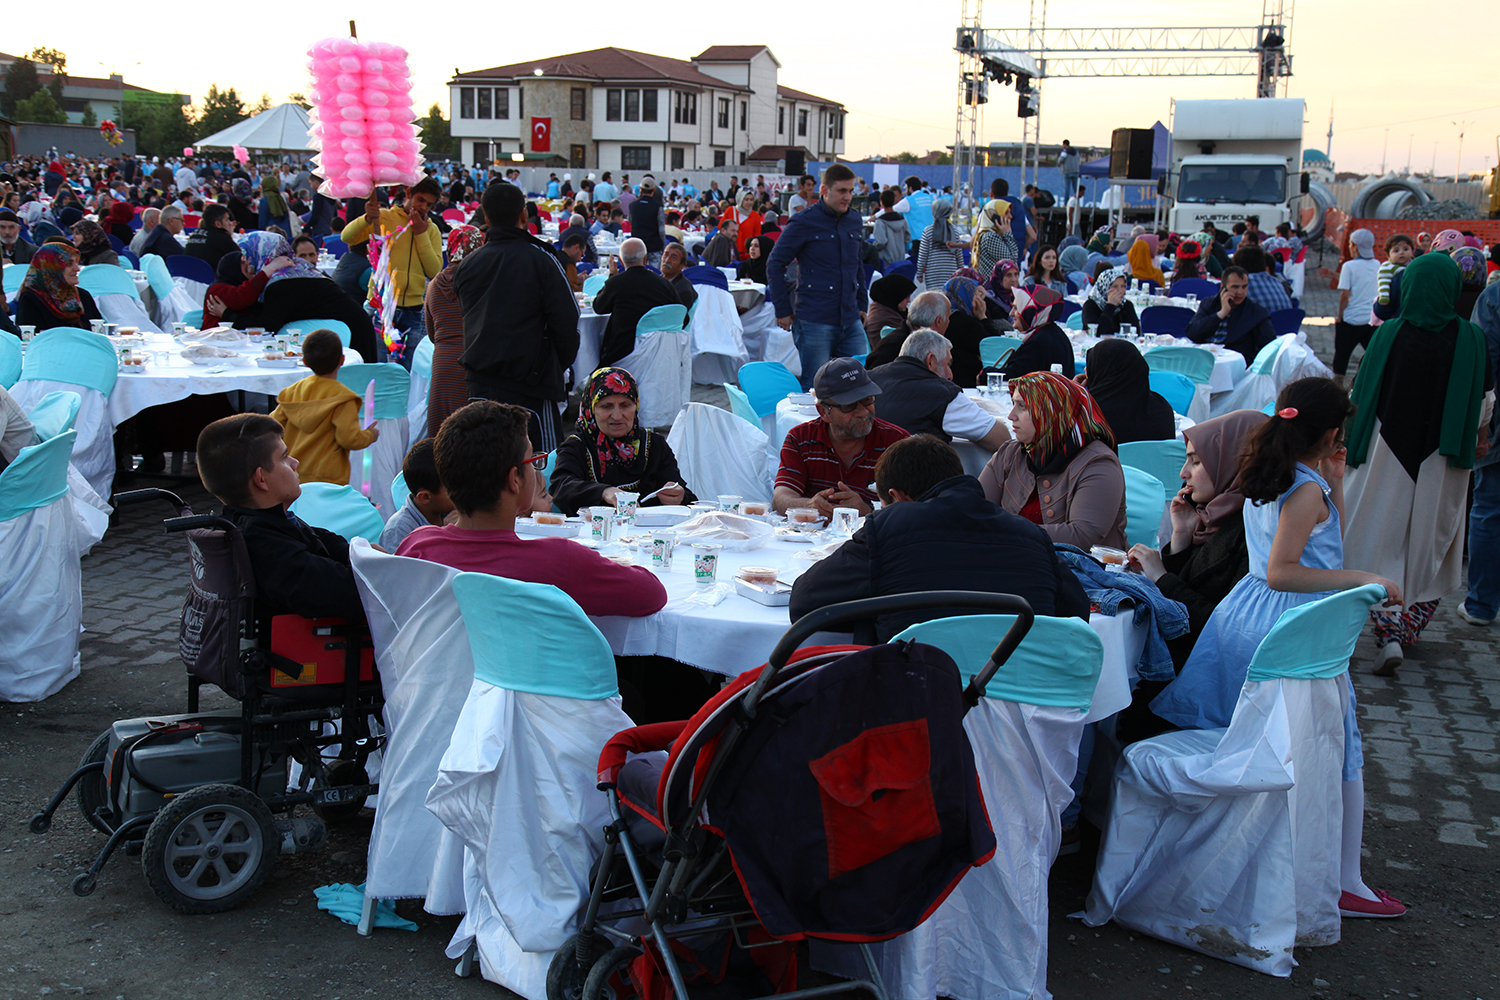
[739,500,769,518]
[692,544,721,587]
[1090,546,1129,573]
[717,494,743,512]
[734,577,791,606]
[534,511,566,526]
[263,342,281,360]
[587,506,614,541]
[649,529,677,571]
[247,327,266,338]
[737,565,779,586]
[787,507,822,527]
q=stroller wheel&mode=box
[312,758,369,824]
[582,945,643,1000]
[141,783,277,914]
[77,729,116,835]
[546,933,605,1000]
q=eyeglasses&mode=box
[827,396,876,414]
[521,449,551,471]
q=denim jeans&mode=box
[792,318,870,389]
[377,305,425,370]
[1465,463,1500,620]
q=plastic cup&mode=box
[263,342,280,360]
[1090,545,1128,573]
[986,372,1004,394]
[90,319,106,335]
[649,529,677,571]
[717,494,743,512]
[831,507,859,537]
[615,490,639,523]
[692,544,721,587]
[588,506,614,541]
[787,507,821,528]
[19,325,35,342]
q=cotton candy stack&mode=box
[305,37,422,199]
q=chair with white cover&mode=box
[0,430,100,702]
[1147,370,1196,417]
[145,253,201,328]
[1083,585,1388,977]
[818,613,1104,1000]
[9,328,119,499]
[26,390,82,441]
[336,362,411,520]
[0,334,20,388]
[666,401,771,502]
[406,338,434,446]
[348,543,469,924]
[738,300,800,378]
[1118,440,1186,505]
[581,273,607,297]
[284,318,353,348]
[426,572,634,1000]
[614,303,690,429]
[1210,332,1332,418]
[289,482,385,541]
[683,266,749,384]
[78,263,162,334]
[1122,467,1166,549]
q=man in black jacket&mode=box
[868,329,1008,450]
[0,209,37,266]
[183,204,240,271]
[139,205,185,260]
[1182,265,1275,364]
[453,181,580,450]
[789,434,1090,643]
[591,237,681,367]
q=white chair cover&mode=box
[666,402,771,502]
[614,328,691,429]
[1210,333,1332,418]
[0,499,91,701]
[426,683,632,999]
[93,292,164,334]
[687,284,749,385]
[738,301,800,378]
[346,416,408,520]
[406,339,433,447]
[66,464,112,554]
[153,279,206,329]
[349,543,469,908]
[1285,258,1306,300]
[1081,675,1348,976]
[10,380,115,501]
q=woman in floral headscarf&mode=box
[424,225,488,434]
[979,370,1126,549]
[1001,284,1075,380]
[1081,264,1139,337]
[986,258,1021,326]
[220,231,376,359]
[549,367,698,516]
[15,243,103,330]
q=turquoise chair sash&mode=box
[336,363,411,420]
[0,334,20,388]
[390,472,409,507]
[1147,370,1196,416]
[1144,345,1215,384]
[637,303,688,335]
[27,391,82,440]
[411,338,434,381]
[1118,440,1185,498]
[1247,336,1284,376]
[979,335,1022,368]
[0,429,76,521]
[1122,467,1166,548]
[1064,311,1083,331]
[1246,585,1386,681]
[3,264,27,295]
[891,614,1104,710]
[289,482,386,541]
[723,383,760,427]
[78,263,141,301]
[140,254,175,300]
[181,309,205,330]
[283,319,352,347]
[582,274,608,296]
[452,572,619,699]
[737,361,801,418]
[20,328,119,397]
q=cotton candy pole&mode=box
[304,36,423,199]
[233,145,250,165]
[359,379,376,497]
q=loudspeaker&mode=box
[1109,128,1155,180]
[784,149,806,177]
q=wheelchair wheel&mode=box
[76,729,116,835]
[546,933,610,1000]
[311,757,368,824]
[582,945,642,1000]
[141,783,277,914]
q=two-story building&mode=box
[448,45,843,174]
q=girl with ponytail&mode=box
[1152,376,1408,918]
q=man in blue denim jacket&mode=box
[767,163,869,388]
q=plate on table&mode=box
[515,517,583,538]
[632,505,694,527]
[257,357,304,369]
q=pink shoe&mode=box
[1339,889,1406,918]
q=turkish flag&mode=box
[531,117,552,153]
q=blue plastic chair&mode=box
[289,482,386,542]
[181,309,205,330]
[1167,277,1217,300]
[722,383,760,427]
[77,264,142,302]
[1064,310,1084,331]
[1122,466,1166,549]
[106,233,125,253]
[891,614,1104,710]
[1247,585,1388,682]
[165,254,216,285]
[1144,345,1215,384]
[390,472,408,507]
[1139,305,1194,336]
[26,391,82,441]
[0,429,76,522]
[3,264,27,295]
[139,254,176,301]
[336,363,411,421]
[20,328,119,397]
[582,274,608,296]
[1118,439,1186,498]
[737,361,802,418]
[1147,370,1197,416]
[979,335,1023,368]
[128,214,142,231]
[636,303,688,335]
[1268,308,1305,337]
[452,572,619,699]
[0,335,20,388]
[1057,300,1082,323]
[281,318,351,348]
[321,236,349,258]
[118,249,140,270]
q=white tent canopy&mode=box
[194,102,313,152]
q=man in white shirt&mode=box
[787,174,818,214]
[868,327,1009,451]
[1065,184,1085,236]
[1334,228,1380,377]
[173,158,199,193]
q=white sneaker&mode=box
[1456,602,1494,627]
[1373,641,1404,677]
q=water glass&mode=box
[692,544,721,586]
[588,506,614,541]
[831,507,859,537]
[90,319,106,335]
[986,371,1004,395]
[615,490,639,524]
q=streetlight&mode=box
[1381,128,1388,175]
[1453,120,1473,183]
[867,126,894,160]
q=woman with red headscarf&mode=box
[978,370,1126,549]
[14,244,104,330]
[1000,285,1075,380]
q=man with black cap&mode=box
[0,209,37,266]
[773,357,909,517]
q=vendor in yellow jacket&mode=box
[271,330,379,485]
[339,176,444,369]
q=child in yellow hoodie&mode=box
[271,329,379,484]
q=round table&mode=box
[105,329,316,424]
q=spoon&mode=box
[638,482,679,504]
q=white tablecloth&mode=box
[105,331,311,424]
[573,281,765,382]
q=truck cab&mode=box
[1165,98,1305,235]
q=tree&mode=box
[132,102,197,160]
[894,151,919,164]
[195,84,249,138]
[249,93,273,116]
[26,47,67,103]
[15,88,67,125]
[80,103,97,127]
[418,103,452,159]
[287,92,311,111]
[1,58,40,119]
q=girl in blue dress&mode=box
[1151,376,1407,918]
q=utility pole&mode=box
[1381,129,1388,175]
[1454,120,1472,183]
[1405,133,1413,175]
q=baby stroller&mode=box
[549,591,1035,1000]
[31,488,384,914]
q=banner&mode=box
[531,117,552,153]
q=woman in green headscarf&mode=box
[257,174,291,233]
[1342,251,1494,676]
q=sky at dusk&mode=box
[10,0,1497,178]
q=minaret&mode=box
[1326,100,1334,159]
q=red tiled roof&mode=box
[777,84,842,108]
[453,47,748,91]
[692,46,770,62]
[748,144,814,161]
[37,71,124,91]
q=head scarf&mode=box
[231,177,253,204]
[22,243,83,318]
[1081,337,1175,445]
[1429,229,1465,255]
[445,224,485,268]
[1058,235,1084,252]
[576,367,647,480]
[741,234,775,284]
[1178,408,1270,545]
[57,206,84,229]
[260,174,288,218]
[1449,245,1487,288]
[215,250,247,285]
[1086,226,1113,255]
[1464,235,1484,250]
[988,259,1020,312]
[928,199,955,245]
[71,219,111,258]
[1347,251,1488,471]
[1089,265,1130,307]
[1015,285,1061,334]
[1137,233,1160,256]
[952,266,984,285]
[106,201,135,229]
[868,274,916,312]
[241,231,321,295]
[1175,240,1202,261]
[1059,244,1090,278]
[18,201,45,227]
[1010,370,1116,475]
[945,275,980,318]
[1127,238,1166,285]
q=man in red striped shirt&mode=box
[774,358,909,517]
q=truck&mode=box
[1164,98,1307,235]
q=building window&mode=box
[570,144,587,168]
[671,147,685,170]
[739,101,747,130]
[571,88,586,121]
[459,88,474,119]
[778,106,785,135]
[621,146,651,170]
[477,88,492,119]
[674,91,697,125]
[828,113,835,140]
[473,141,490,164]
[837,112,844,140]
[496,88,509,120]
[798,109,808,137]
[717,98,730,128]
[607,89,622,121]
[625,89,641,122]
[714,150,726,167]
[642,90,658,122]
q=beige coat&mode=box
[979,438,1128,550]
